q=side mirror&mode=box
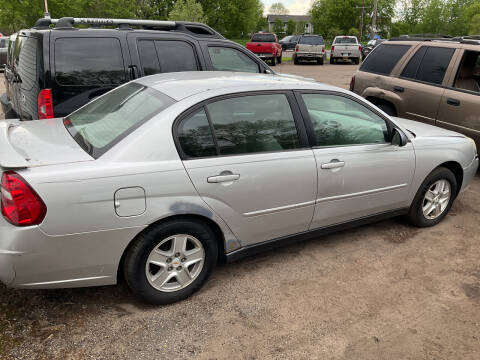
[392,128,408,147]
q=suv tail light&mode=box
[295,45,299,52]
[37,89,54,119]
[331,45,334,52]
[1,171,47,226]
[359,46,362,52]
[349,75,356,92]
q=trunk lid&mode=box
[246,42,275,54]
[0,118,93,168]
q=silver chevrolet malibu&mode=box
[0,72,478,304]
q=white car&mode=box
[331,36,361,64]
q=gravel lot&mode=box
[1,64,480,360]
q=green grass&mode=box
[231,38,249,46]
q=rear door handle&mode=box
[321,160,345,169]
[447,98,460,106]
[207,174,240,183]
[393,86,404,93]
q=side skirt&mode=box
[225,208,409,263]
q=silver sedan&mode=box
[0,72,478,304]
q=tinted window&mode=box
[208,47,259,73]
[155,41,198,72]
[299,36,324,45]
[137,40,161,76]
[55,37,126,86]
[251,34,276,42]
[17,37,37,91]
[401,46,427,79]
[302,94,388,146]
[454,51,480,93]
[415,47,454,85]
[178,109,216,158]
[207,94,299,155]
[334,37,357,44]
[360,44,410,75]
[64,83,175,158]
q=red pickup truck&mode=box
[245,33,282,66]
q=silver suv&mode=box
[0,72,477,304]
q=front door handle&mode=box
[321,160,345,169]
[393,86,404,93]
[207,174,240,183]
[447,98,460,106]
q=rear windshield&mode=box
[299,36,324,45]
[64,83,175,158]
[360,44,411,75]
[334,37,357,44]
[251,34,276,43]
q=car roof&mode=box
[135,71,341,101]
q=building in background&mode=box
[266,15,313,35]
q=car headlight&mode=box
[467,137,478,156]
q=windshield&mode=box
[251,34,276,43]
[334,37,357,44]
[64,83,175,158]
[299,36,324,45]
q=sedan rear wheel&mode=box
[408,167,457,227]
[124,219,218,304]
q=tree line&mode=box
[0,0,479,40]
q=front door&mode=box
[177,92,317,246]
[296,92,415,229]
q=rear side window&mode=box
[17,37,38,91]
[251,34,275,42]
[55,37,126,86]
[137,40,198,76]
[401,46,454,85]
[208,47,259,73]
[299,36,324,45]
[177,109,217,158]
[64,83,175,158]
[360,44,410,75]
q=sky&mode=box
[261,0,315,15]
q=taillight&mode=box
[295,45,299,52]
[1,171,46,226]
[359,46,362,52]
[37,89,54,119]
[349,75,355,92]
[331,45,334,52]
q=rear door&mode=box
[50,31,130,117]
[390,44,458,125]
[296,91,415,229]
[127,33,204,78]
[175,92,317,246]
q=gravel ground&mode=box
[1,65,480,360]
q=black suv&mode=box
[1,17,273,120]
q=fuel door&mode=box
[114,187,146,217]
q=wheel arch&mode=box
[117,214,227,283]
[437,161,463,196]
[366,96,398,116]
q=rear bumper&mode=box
[256,53,275,59]
[295,52,324,59]
[331,52,360,58]
[0,216,144,289]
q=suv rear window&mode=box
[299,36,324,45]
[55,37,126,86]
[0,38,8,48]
[334,37,357,44]
[360,44,411,75]
[64,83,175,158]
[251,34,275,42]
[401,46,455,85]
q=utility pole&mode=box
[370,0,378,40]
[43,0,51,19]
[356,1,370,41]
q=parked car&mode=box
[330,36,361,64]
[279,35,300,51]
[293,35,326,65]
[0,37,9,70]
[351,37,480,149]
[245,32,282,66]
[361,38,385,60]
[2,33,18,119]
[0,71,477,304]
[0,17,273,121]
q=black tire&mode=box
[354,57,360,65]
[293,55,299,65]
[271,56,277,66]
[277,54,282,64]
[317,57,324,65]
[408,167,457,228]
[123,219,218,305]
[376,103,397,116]
[330,57,335,64]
